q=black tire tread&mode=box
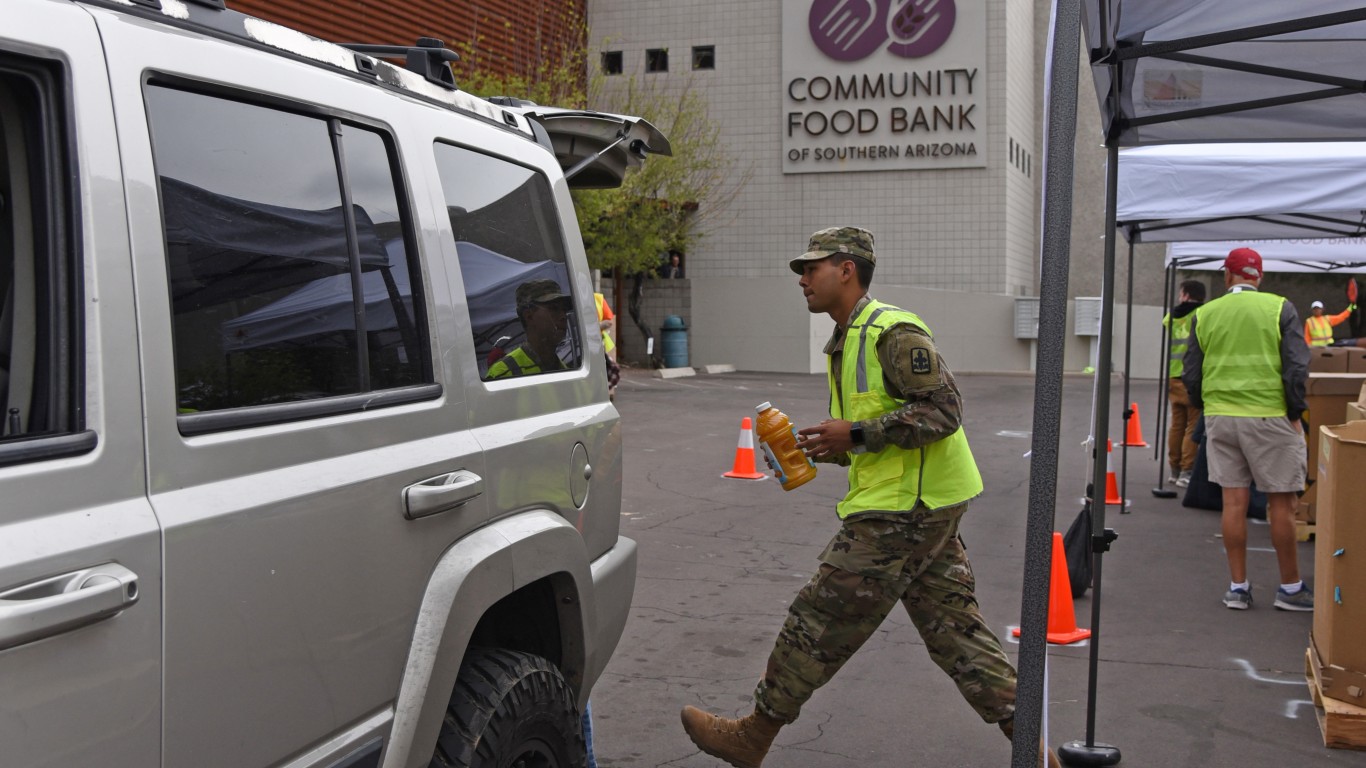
[429,648,585,768]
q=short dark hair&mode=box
[832,254,874,289]
[1180,280,1206,302]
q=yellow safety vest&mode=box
[594,293,616,354]
[1193,290,1287,417]
[1306,315,1334,347]
[1165,312,1194,378]
[487,346,553,379]
[829,300,983,518]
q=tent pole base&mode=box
[1058,741,1122,767]
[1152,488,1178,499]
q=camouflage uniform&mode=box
[753,292,1018,726]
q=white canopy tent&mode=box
[1167,239,1366,272]
[1118,143,1366,242]
[1013,5,1366,766]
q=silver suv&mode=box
[0,2,667,767]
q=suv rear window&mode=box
[145,85,430,419]
[0,55,91,466]
[432,142,582,381]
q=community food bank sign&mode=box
[782,0,986,173]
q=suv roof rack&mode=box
[342,38,460,91]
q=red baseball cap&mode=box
[1224,247,1262,279]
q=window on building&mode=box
[692,46,715,70]
[0,55,85,463]
[646,49,669,73]
[431,142,582,382]
[601,51,623,75]
[145,85,430,421]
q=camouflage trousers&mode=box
[753,503,1017,725]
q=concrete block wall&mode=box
[601,278,691,367]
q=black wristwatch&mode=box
[849,422,865,446]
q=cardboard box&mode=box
[1298,482,1317,523]
[1314,422,1366,677]
[1312,347,1350,373]
[1306,374,1366,475]
[1346,347,1366,373]
[1359,381,1366,408]
[1349,402,1366,423]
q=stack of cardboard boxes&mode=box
[1307,352,1366,747]
[1301,349,1366,524]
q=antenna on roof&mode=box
[342,37,460,90]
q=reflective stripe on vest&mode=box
[828,300,983,518]
[1166,313,1193,378]
[1307,315,1334,347]
[1193,291,1287,417]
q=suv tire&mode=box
[431,649,586,768]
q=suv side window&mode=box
[0,56,85,466]
[431,142,582,381]
[144,85,429,419]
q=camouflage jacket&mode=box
[822,295,965,461]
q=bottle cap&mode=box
[756,402,772,412]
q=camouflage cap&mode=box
[789,226,875,274]
[516,278,571,309]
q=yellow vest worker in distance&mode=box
[681,226,1059,768]
[1162,280,1205,486]
[1182,247,1313,613]
[1304,299,1354,347]
[486,279,571,379]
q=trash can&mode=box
[661,315,689,368]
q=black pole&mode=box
[1013,0,1080,765]
[1119,240,1135,514]
[1153,264,1180,498]
[1057,143,1123,767]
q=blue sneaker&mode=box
[1274,585,1314,611]
[1223,586,1252,610]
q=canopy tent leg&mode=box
[1057,141,1123,768]
[1013,0,1080,765]
[1119,240,1135,514]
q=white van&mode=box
[0,2,668,766]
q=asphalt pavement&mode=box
[589,368,1361,768]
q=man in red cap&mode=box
[1182,247,1312,611]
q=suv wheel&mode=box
[431,649,586,768]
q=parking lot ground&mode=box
[589,369,1362,768]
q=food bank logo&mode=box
[810,0,957,61]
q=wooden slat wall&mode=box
[228,1,584,79]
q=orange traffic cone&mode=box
[723,417,766,480]
[1122,402,1148,447]
[1013,532,1092,645]
[1104,439,1124,506]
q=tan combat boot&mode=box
[999,718,1063,768]
[680,705,783,768]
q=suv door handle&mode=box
[404,470,484,519]
[0,563,140,651]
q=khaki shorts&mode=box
[1205,414,1307,492]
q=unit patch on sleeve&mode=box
[911,347,933,375]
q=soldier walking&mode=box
[680,227,1058,768]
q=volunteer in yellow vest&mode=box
[486,279,571,379]
[1182,247,1312,612]
[594,291,618,401]
[1303,299,1354,347]
[681,227,1059,768]
[1163,280,1206,487]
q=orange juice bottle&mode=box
[754,402,817,491]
